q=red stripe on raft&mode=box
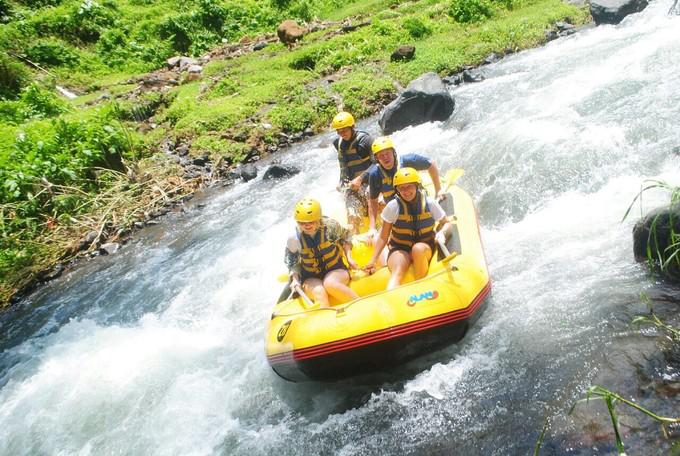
[268,280,491,365]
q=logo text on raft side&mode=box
[407,290,439,307]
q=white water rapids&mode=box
[2,3,680,454]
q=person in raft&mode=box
[366,136,444,241]
[284,198,360,307]
[363,167,452,290]
[331,111,374,233]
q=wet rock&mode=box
[391,45,416,62]
[100,242,121,255]
[262,164,300,180]
[378,72,455,135]
[41,263,64,281]
[79,230,99,251]
[483,53,499,65]
[632,204,680,281]
[240,164,258,182]
[253,42,267,51]
[442,74,463,86]
[590,0,648,25]
[462,69,485,83]
[193,156,209,166]
[176,144,190,156]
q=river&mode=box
[2,2,680,455]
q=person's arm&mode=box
[427,160,443,200]
[431,200,452,246]
[364,222,391,274]
[335,139,349,189]
[284,237,302,286]
[368,198,379,230]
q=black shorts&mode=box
[300,262,349,283]
[388,239,435,257]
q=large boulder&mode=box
[632,204,680,281]
[378,72,455,135]
[590,0,648,25]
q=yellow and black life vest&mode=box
[297,223,345,275]
[389,191,436,250]
[336,131,372,180]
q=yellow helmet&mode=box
[372,136,395,154]
[294,198,322,222]
[331,112,355,129]
[393,167,421,187]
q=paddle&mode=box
[441,168,464,194]
[437,237,458,265]
[290,282,316,308]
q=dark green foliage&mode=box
[402,16,432,38]
[289,51,318,70]
[20,83,68,118]
[17,0,63,7]
[0,116,133,233]
[0,53,30,100]
[25,40,80,67]
[112,92,170,122]
[449,0,494,23]
[158,1,282,55]
[68,0,117,43]
[0,83,68,123]
[0,0,12,22]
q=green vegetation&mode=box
[623,179,680,276]
[570,385,680,455]
[0,0,589,305]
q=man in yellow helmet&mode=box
[364,168,451,290]
[284,198,359,307]
[366,136,444,241]
[331,111,374,232]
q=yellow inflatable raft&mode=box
[266,170,491,382]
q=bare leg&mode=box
[411,242,433,280]
[323,269,358,304]
[303,278,329,307]
[387,250,411,290]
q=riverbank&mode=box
[0,0,590,306]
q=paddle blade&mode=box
[444,168,464,186]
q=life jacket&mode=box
[389,191,436,250]
[377,155,402,203]
[336,131,372,180]
[297,221,345,275]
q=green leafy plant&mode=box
[20,83,68,118]
[449,0,494,23]
[568,386,680,455]
[623,180,680,276]
[633,293,680,343]
[402,16,433,38]
[0,53,30,100]
[25,40,80,67]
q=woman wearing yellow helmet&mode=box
[366,136,444,242]
[364,168,451,290]
[284,198,359,307]
[331,111,374,232]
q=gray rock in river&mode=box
[632,204,680,281]
[590,0,648,25]
[378,72,455,135]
